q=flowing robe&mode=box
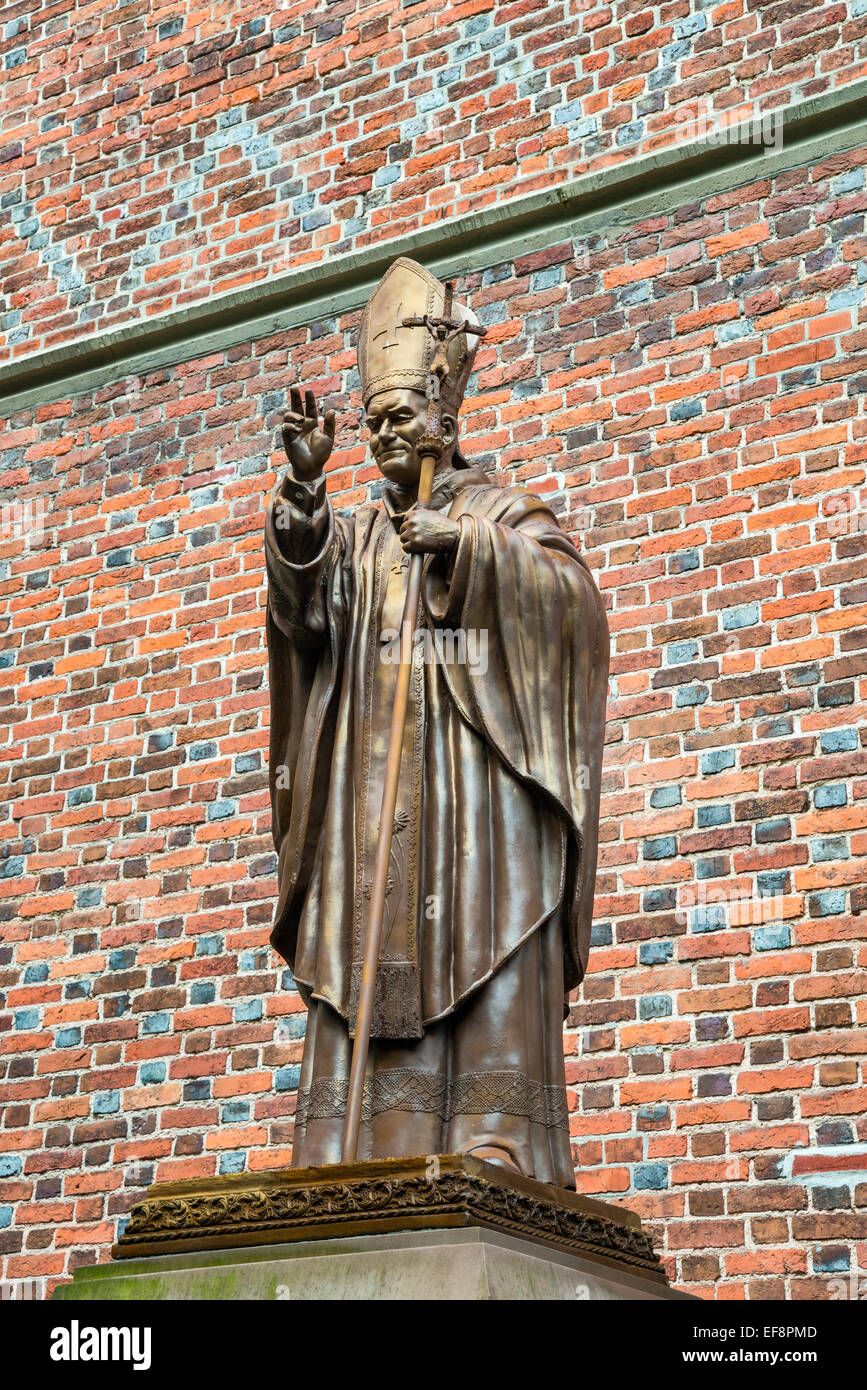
[265,464,609,1187]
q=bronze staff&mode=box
[340,282,486,1162]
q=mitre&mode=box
[357,257,481,415]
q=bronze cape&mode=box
[265,465,609,1186]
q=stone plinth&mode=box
[54,1226,694,1301]
[53,1153,691,1301]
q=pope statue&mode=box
[264,257,609,1188]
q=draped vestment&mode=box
[265,465,609,1186]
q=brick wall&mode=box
[3,136,867,1298]
[3,0,867,1301]
[2,0,867,359]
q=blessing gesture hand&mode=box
[281,388,335,481]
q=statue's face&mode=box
[365,388,456,487]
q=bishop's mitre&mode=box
[357,257,482,415]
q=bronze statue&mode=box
[264,257,609,1188]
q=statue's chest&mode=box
[350,515,427,1037]
[379,525,413,636]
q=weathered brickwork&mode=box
[2,0,867,360]
[2,138,866,1298]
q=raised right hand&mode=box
[281,387,335,480]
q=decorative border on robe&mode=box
[295,1067,569,1131]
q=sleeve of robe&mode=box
[263,472,348,963]
[422,487,610,991]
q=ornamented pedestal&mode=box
[53,1154,692,1301]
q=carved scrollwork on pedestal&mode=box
[117,1159,665,1282]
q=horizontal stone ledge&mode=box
[53,1225,693,1301]
[1,76,866,417]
